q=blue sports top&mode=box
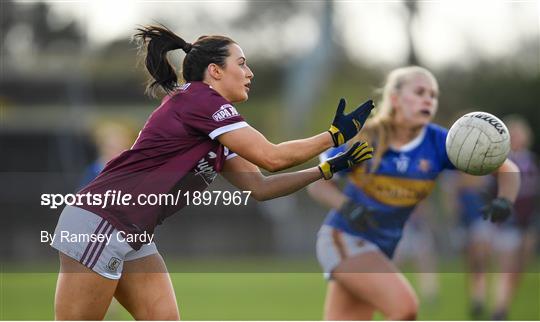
[320,123,456,257]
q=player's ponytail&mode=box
[134,25,191,97]
[134,25,236,97]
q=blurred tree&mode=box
[31,2,84,50]
[437,61,540,153]
[232,0,298,26]
[0,0,16,43]
[1,1,84,60]
[283,0,336,137]
[403,0,419,66]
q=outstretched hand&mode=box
[328,98,375,147]
[481,197,513,223]
[318,141,374,180]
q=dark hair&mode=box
[134,25,236,97]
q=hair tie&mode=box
[182,42,193,54]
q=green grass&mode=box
[1,262,538,320]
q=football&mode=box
[445,112,510,175]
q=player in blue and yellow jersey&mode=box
[308,66,521,320]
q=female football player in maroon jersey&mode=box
[52,25,374,320]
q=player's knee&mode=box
[154,310,180,321]
[135,305,180,321]
[387,293,419,320]
[55,305,106,321]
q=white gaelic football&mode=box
[445,112,510,175]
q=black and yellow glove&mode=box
[328,98,375,147]
[481,197,514,223]
[318,141,374,180]
[339,199,379,232]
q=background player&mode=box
[503,116,539,273]
[308,66,520,320]
[79,120,137,187]
[51,25,375,320]
[452,172,492,319]
[487,116,538,320]
[451,115,538,320]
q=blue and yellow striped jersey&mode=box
[320,123,456,257]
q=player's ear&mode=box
[390,92,400,110]
[207,63,223,80]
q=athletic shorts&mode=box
[468,219,495,243]
[316,225,379,280]
[51,205,159,279]
[492,226,522,252]
[467,219,522,252]
[395,221,435,260]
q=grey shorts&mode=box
[51,205,159,279]
[316,225,379,280]
[469,220,522,252]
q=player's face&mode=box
[509,124,528,151]
[393,74,439,127]
[218,44,254,103]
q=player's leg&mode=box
[411,223,439,302]
[492,228,522,320]
[324,281,375,321]
[52,206,124,320]
[492,271,519,320]
[466,221,492,318]
[520,228,538,269]
[332,251,419,320]
[324,280,375,320]
[55,253,119,320]
[114,253,180,320]
[316,226,418,320]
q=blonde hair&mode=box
[354,66,438,172]
[90,118,138,155]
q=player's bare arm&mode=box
[307,180,348,210]
[494,158,521,202]
[222,142,373,201]
[218,99,374,172]
[218,127,333,172]
[221,155,323,201]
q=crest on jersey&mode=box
[393,154,410,173]
[418,159,431,173]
